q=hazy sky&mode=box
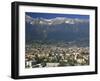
[26,12,89,20]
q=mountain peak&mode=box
[25,15,89,26]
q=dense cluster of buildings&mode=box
[25,44,89,68]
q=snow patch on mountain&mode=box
[25,15,89,26]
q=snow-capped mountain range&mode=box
[25,15,89,26]
[25,15,89,43]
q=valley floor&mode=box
[25,41,89,68]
